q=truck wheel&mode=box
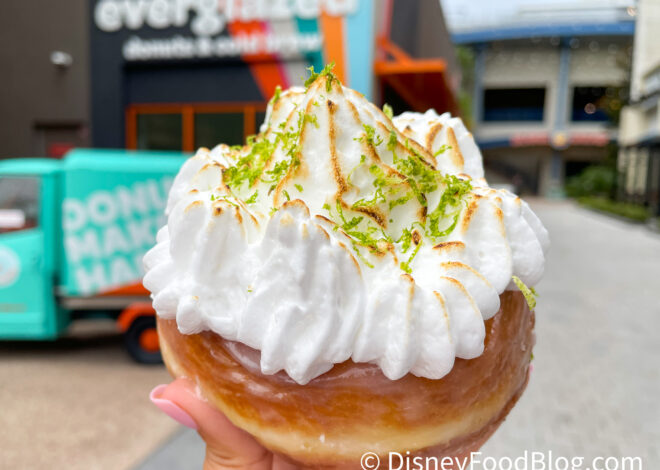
[124,315,162,364]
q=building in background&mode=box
[0,0,458,158]
[0,0,91,158]
[443,0,635,196]
[618,0,660,216]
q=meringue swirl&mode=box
[143,72,549,384]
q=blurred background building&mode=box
[618,0,660,216]
[0,0,459,157]
[442,0,635,196]
[0,1,91,158]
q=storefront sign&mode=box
[94,0,358,61]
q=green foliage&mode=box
[565,165,616,198]
[455,46,475,128]
[578,196,650,222]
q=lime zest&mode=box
[272,85,282,104]
[346,154,367,184]
[512,276,538,310]
[400,239,422,274]
[354,124,383,147]
[434,144,452,157]
[245,190,259,204]
[383,103,394,119]
[304,62,338,91]
[326,127,472,274]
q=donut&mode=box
[157,291,534,468]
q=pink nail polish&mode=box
[150,385,198,429]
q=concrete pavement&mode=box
[481,200,660,467]
[0,320,178,470]
[136,200,660,469]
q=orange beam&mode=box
[320,13,346,82]
[125,108,137,150]
[377,37,413,64]
[244,106,256,139]
[374,59,447,75]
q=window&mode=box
[195,113,244,149]
[571,87,610,122]
[0,177,40,234]
[137,114,183,150]
[127,104,267,152]
[483,88,546,122]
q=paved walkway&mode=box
[0,320,178,470]
[482,200,660,467]
[135,200,660,469]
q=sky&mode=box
[439,0,635,32]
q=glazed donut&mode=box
[157,291,534,468]
[144,73,549,468]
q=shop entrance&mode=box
[126,103,267,152]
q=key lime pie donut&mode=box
[144,68,549,468]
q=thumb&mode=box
[151,378,272,469]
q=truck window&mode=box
[0,177,40,234]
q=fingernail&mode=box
[150,384,198,429]
[529,363,534,374]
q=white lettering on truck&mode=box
[63,177,172,295]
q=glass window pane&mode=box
[571,86,611,122]
[137,113,182,150]
[483,88,546,122]
[0,177,40,233]
[195,113,244,148]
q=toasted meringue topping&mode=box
[144,72,549,384]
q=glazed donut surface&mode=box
[157,291,534,468]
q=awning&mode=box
[374,38,459,116]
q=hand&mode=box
[151,378,299,470]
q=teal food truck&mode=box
[0,149,185,362]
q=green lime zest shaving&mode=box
[304,62,337,91]
[383,103,394,119]
[400,239,422,274]
[327,201,395,268]
[397,226,413,253]
[354,124,383,147]
[210,194,238,207]
[346,154,367,184]
[302,112,319,129]
[245,191,259,204]
[272,85,282,104]
[434,145,452,157]
[261,110,312,193]
[512,276,538,310]
[328,128,472,274]
[426,174,472,239]
[222,137,276,190]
